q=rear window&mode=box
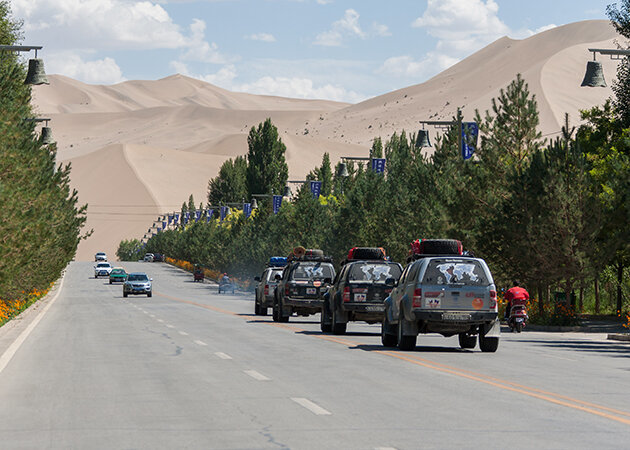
[422,259,488,286]
[291,263,334,280]
[97,263,110,268]
[111,269,125,274]
[348,263,401,283]
[267,269,283,281]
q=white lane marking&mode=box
[149,314,155,318]
[143,311,149,315]
[215,352,232,360]
[291,398,331,416]
[178,331,189,336]
[157,319,164,323]
[0,275,66,376]
[244,370,270,381]
[540,353,578,362]
[166,324,174,328]
[194,340,208,346]
[375,447,397,450]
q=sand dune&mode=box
[31,20,622,261]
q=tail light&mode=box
[412,288,422,307]
[490,290,497,310]
[343,286,350,302]
[264,284,269,296]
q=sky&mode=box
[9,0,615,103]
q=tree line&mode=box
[0,1,87,306]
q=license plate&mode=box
[306,287,316,295]
[354,293,367,302]
[365,305,384,312]
[442,312,471,321]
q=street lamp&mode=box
[0,45,49,85]
[582,48,630,87]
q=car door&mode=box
[391,263,412,319]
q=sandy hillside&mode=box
[31,20,622,261]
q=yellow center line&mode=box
[155,291,630,426]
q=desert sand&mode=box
[30,20,622,261]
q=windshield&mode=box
[291,263,334,280]
[422,259,488,286]
[128,274,149,282]
[97,263,110,268]
[348,263,401,283]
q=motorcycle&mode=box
[508,298,528,332]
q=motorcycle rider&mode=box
[221,272,230,285]
[505,280,529,320]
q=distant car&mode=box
[123,272,152,297]
[152,253,164,262]
[143,253,154,262]
[95,252,107,262]
[109,267,127,284]
[94,262,113,278]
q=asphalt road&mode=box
[0,261,629,449]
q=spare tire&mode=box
[305,249,324,258]
[348,247,386,261]
[419,239,462,255]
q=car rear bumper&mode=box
[342,303,385,313]
[412,310,497,323]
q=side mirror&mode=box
[150,278,153,282]
[254,276,261,282]
[385,278,396,287]
[275,274,282,281]
[324,277,332,285]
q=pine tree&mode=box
[318,153,333,196]
[208,155,248,204]
[246,118,289,198]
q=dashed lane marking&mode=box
[194,340,208,346]
[244,370,271,381]
[291,397,331,416]
[215,352,232,360]
[166,324,174,328]
[178,331,189,336]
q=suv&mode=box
[152,253,164,262]
[123,272,152,297]
[94,252,107,262]
[382,239,500,352]
[144,253,154,262]
[273,249,335,322]
[322,247,402,334]
[94,262,113,278]
[254,257,287,316]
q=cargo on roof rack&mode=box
[287,247,332,262]
[345,247,387,263]
[268,256,288,267]
[409,239,463,260]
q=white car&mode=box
[94,262,113,278]
[95,252,107,261]
[144,253,154,262]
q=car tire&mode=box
[381,315,397,347]
[123,292,128,298]
[272,298,280,322]
[331,306,346,335]
[458,333,477,349]
[147,292,152,298]
[109,279,112,284]
[320,301,332,333]
[479,334,499,353]
[397,318,416,351]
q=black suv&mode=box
[322,247,402,334]
[273,249,335,322]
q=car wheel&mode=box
[147,292,152,298]
[320,301,332,333]
[331,306,346,335]
[109,279,112,284]
[479,333,499,353]
[458,333,477,349]
[397,317,417,351]
[381,315,397,347]
[272,298,280,322]
[123,292,128,298]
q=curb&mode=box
[608,333,630,342]
[526,324,585,332]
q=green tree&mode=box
[607,0,630,126]
[318,152,333,196]
[208,155,248,205]
[246,118,288,197]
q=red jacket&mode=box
[505,286,529,301]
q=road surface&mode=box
[0,261,629,449]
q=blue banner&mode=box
[272,195,283,214]
[220,206,228,221]
[173,213,179,225]
[461,122,479,160]
[206,209,214,223]
[243,203,252,218]
[167,214,173,225]
[371,158,386,174]
[162,221,166,230]
[310,181,322,199]
[184,212,190,224]
[195,210,201,222]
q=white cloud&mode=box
[373,23,391,37]
[47,52,126,84]
[316,0,333,4]
[314,8,366,46]
[245,33,277,42]
[378,53,458,79]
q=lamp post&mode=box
[419,110,478,160]
[0,45,49,85]
[581,48,630,87]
